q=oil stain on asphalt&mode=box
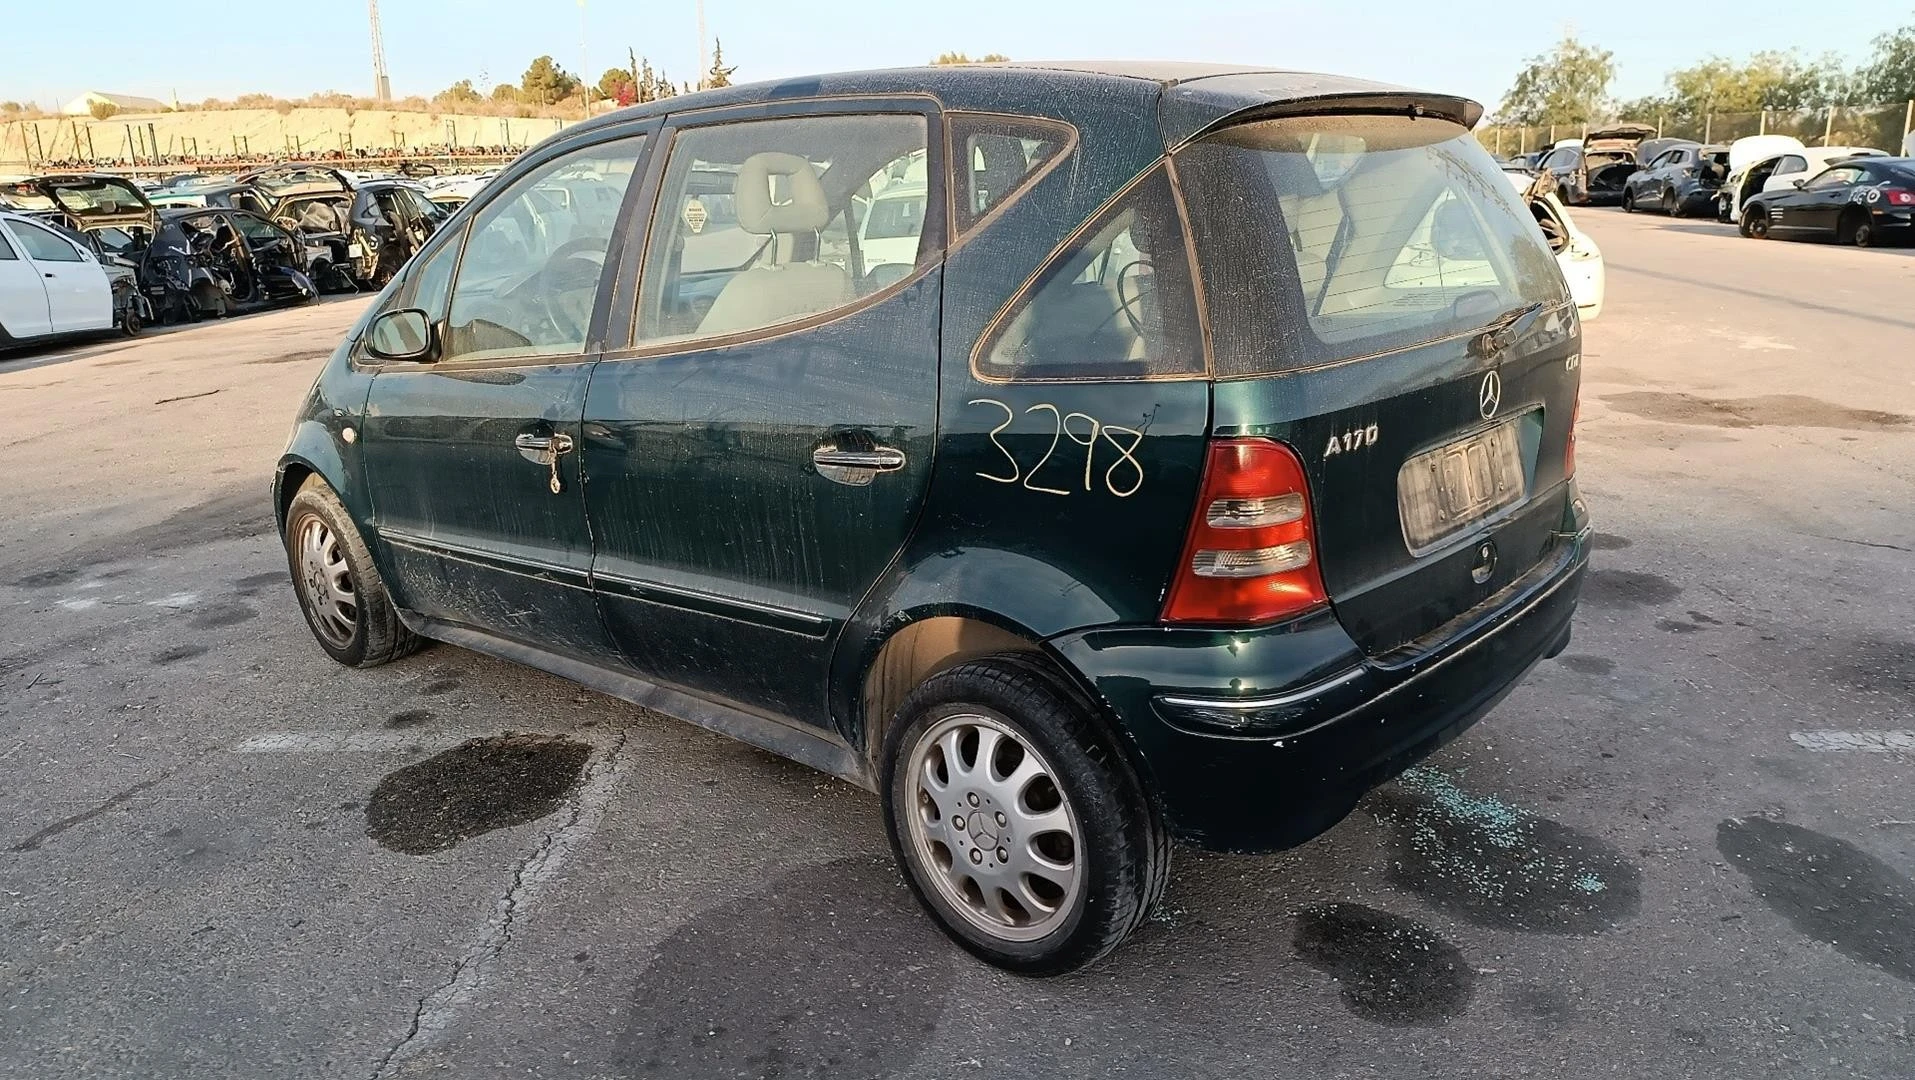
[364,734,591,855]
[151,644,209,666]
[1717,817,1915,983]
[617,857,952,1079]
[1579,569,1682,611]
[1293,902,1475,1026]
[1556,655,1616,676]
[1367,767,1641,933]
[189,602,257,629]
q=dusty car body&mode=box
[0,208,119,346]
[1538,124,1654,206]
[1621,142,1727,216]
[274,62,1588,975]
[1507,171,1603,317]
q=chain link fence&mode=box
[1478,102,1915,158]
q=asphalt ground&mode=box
[2,211,1912,1079]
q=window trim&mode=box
[7,219,85,262]
[606,98,948,363]
[967,159,1212,386]
[0,228,16,260]
[943,111,1080,251]
[359,123,657,372]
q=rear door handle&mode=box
[812,445,905,486]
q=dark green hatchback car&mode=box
[276,62,1590,974]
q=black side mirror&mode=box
[1791,178,1806,189]
[366,307,437,362]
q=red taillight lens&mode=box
[1885,188,1915,206]
[1566,396,1580,477]
[1162,438,1328,625]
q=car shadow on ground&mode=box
[1599,209,1915,255]
[0,295,361,375]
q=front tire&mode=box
[881,656,1168,976]
[1621,189,1635,213]
[1744,207,1771,239]
[284,476,420,668]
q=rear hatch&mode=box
[24,174,156,234]
[236,165,355,204]
[1174,108,1580,657]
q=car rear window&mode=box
[1175,113,1566,376]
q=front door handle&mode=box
[812,445,905,487]
[515,432,575,494]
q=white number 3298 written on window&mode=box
[969,398,1145,497]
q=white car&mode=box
[858,180,927,277]
[1718,137,1889,223]
[1504,170,1604,320]
[0,208,114,346]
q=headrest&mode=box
[735,152,829,235]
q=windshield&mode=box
[1176,113,1564,373]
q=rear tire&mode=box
[284,476,420,668]
[1844,210,1876,247]
[1621,189,1635,213]
[1663,186,1681,217]
[880,656,1169,976]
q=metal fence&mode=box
[1478,102,1915,158]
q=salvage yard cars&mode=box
[1739,156,1915,246]
[275,62,1589,975]
[0,207,118,345]
[1716,136,1888,223]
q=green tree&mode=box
[0,101,22,114]
[1858,22,1915,102]
[435,79,483,107]
[931,51,1009,65]
[521,55,581,106]
[598,67,634,102]
[702,39,738,90]
[490,83,522,104]
[1497,35,1616,127]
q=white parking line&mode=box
[1790,730,1915,753]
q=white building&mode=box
[61,92,172,117]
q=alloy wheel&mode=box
[294,514,359,648]
[905,712,1083,942]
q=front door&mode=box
[4,218,108,333]
[583,104,943,727]
[360,131,651,664]
[1792,166,1865,233]
[0,227,52,338]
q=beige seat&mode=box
[696,152,852,336]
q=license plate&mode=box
[347,243,364,258]
[1396,418,1527,551]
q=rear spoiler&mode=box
[1161,73,1482,150]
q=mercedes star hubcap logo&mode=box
[1478,370,1502,420]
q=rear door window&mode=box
[947,113,1074,234]
[974,165,1204,381]
[1176,114,1565,375]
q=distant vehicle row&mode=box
[1509,131,1915,247]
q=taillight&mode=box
[1162,438,1328,625]
[1566,396,1580,476]
[1884,188,1915,206]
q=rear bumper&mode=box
[1050,520,1590,853]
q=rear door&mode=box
[1176,111,1581,657]
[582,103,944,726]
[0,227,53,338]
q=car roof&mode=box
[561,62,1482,149]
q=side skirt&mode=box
[398,609,875,791]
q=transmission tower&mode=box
[368,0,392,102]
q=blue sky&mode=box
[3,2,1906,112]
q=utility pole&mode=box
[368,0,392,103]
[579,0,590,119]
[697,0,708,91]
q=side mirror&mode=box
[366,308,437,362]
[1791,179,1806,189]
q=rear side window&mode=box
[1176,114,1565,376]
[948,113,1074,235]
[975,165,1204,381]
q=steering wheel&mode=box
[515,241,609,343]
